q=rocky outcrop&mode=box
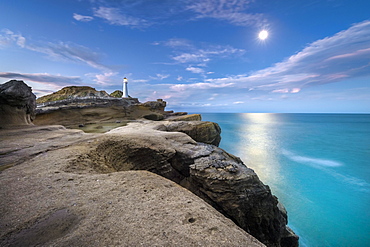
[143,113,165,121]
[36,86,110,103]
[0,126,264,247]
[34,97,139,127]
[69,123,298,246]
[1,81,298,246]
[167,113,202,121]
[109,90,123,98]
[157,121,222,146]
[35,97,169,128]
[0,80,36,127]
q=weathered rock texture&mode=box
[168,113,202,121]
[34,98,168,128]
[1,81,298,246]
[0,126,264,247]
[157,121,222,146]
[69,123,298,246]
[0,80,36,127]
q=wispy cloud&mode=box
[149,73,170,81]
[155,38,245,77]
[73,13,94,22]
[170,81,234,91]
[186,66,205,74]
[171,44,245,64]
[0,29,112,72]
[144,20,370,110]
[87,0,267,28]
[90,72,118,85]
[203,20,370,93]
[0,29,26,48]
[0,72,82,86]
[93,7,149,28]
[186,0,267,27]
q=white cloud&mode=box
[158,38,193,49]
[150,73,170,80]
[204,20,370,93]
[0,29,112,72]
[132,79,149,83]
[0,72,82,86]
[73,13,94,22]
[172,53,208,64]
[170,82,234,91]
[93,7,149,28]
[41,42,111,72]
[208,94,218,100]
[0,29,26,48]
[186,66,205,74]
[186,0,267,27]
[171,46,245,64]
[92,72,118,85]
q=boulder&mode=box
[0,80,36,127]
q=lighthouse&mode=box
[122,77,129,98]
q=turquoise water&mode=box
[201,113,370,247]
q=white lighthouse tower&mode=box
[122,77,129,98]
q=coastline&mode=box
[0,80,298,246]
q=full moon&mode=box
[258,30,269,40]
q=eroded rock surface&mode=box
[161,120,221,146]
[167,113,202,121]
[0,126,264,247]
[68,123,298,246]
[0,80,36,127]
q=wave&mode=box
[281,149,343,167]
[282,149,370,192]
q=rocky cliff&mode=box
[0,80,299,246]
[34,88,168,128]
[0,126,264,247]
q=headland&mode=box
[0,80,298,246]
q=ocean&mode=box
[200,113,370,247]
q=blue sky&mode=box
[1,0,369,113]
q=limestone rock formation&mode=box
[70,123,298,246]
[167,113,202,121]
[35,97,168,128]
[140,99,167,111]
[0,126,264,247]
[159,121,222,146]
[34,97,139,127]
[36,86,110,103]
[0,80,36,127]
[1,81,298,246]
[143,113,165,121]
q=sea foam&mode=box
[282,149,369,192]
[281,149,343,167]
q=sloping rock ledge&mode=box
[0,125,264,247]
